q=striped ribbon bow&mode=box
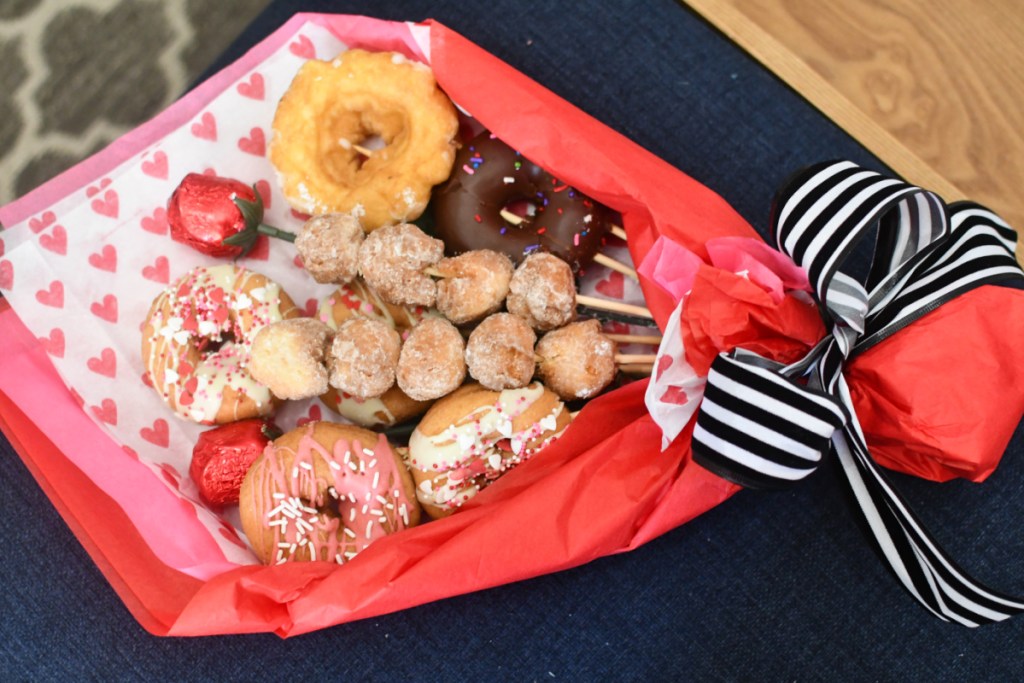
[691,160,1024,626]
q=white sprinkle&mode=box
[272,493,286,500]
[368,459,377,469]
[335,553,344,564]
[488,454,503,470]
[399,504,409,525]
[347,461,358,472]
[348,492,357,504]
[349,508,357,522]
[584,214,593,224]
[511,437,524,455]
[343,451,352,464]
[503,176,514,184]
[344,527,356,538]
[289,543,297,555]
[291,466,299,479]
[372,471,380,489]
[298,537,308,546]
[300,461,313,471]
[361,504,368,514]
[362,448,374,456]
[365,521,374,539]
[376,495,388,505]
[302,505,318,515]
[330,461,342,470]
[277,542,291,549]
[345,551,357,560]
[359,460,365,473]
[268,519,287,528]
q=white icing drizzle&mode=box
[407,383,567,510]
[144,265,290,423]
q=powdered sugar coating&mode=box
[535,319,616,399]
[328,317,402,399]
[397,317,466,401]
[466,313,537,390]
[358,223,443,307]
[294,213,364,284]
[435,249,514,324]
[249,318,333,401]
[506,253,577,331]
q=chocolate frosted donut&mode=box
[432,132,614,272]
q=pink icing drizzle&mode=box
[256,426,415,565]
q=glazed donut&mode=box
[317,279,435,427]
[142,265,301,424]
[269,49,459,231]
[432,131,615,271]
[239,422,421,565]
[406,382,571,519]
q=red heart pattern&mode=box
[87,348,117,378]
[90,294,118,323]
[595,270,625,299]
[0,260,12,289]
[88,244,117,272]
[242,235,270,261]
[38,328,65,357]
[91,189,120,218]
[141,419,169,447]
[659,385,689,406]
[141,206,168,234]
[289,34,315,59]
[297,403,322,427]
[29,211,56,233]
[237,72,265,100]
[191,112,217,141]
[85,178,111,198]
[35,281,64,308]
[237,127,266,156]
[39,224,67,255]
[158,463,180,489]
[91,399,118,425]
[656,355,674,381]
[141,150,168,179]
[303,298,318,317]
[143,256,170,283]
[255,179,272,208]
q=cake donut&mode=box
[432,131,615,271]
[406,382,571,519]
[239,422,421,565]
[142,264,301,424]
[269,49,459,231]
[317,279,435,427]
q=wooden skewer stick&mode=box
[614,353,658,365]
[610,225,628,241]
[618,363,654,375]
[606,333,662,345]
[498,209,638,280]
[576,294,653,319]
[353,143,375,157]
[592,252,638,280]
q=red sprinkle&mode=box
[474,214,482,223]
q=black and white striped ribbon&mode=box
[691,160,1024,626]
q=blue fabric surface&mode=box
[3,0,1024,679]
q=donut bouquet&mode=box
[5,13,1019,637]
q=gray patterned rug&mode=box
[0,0,272,205]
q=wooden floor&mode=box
[685,0,1024,262]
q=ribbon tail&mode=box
[832,418,1024,627]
